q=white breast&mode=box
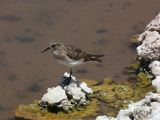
[52,50,84,67]
[57,57,84,67]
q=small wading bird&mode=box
[41,41,104,84]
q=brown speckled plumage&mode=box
[41,42,104,67]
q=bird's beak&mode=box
[41,47,51,53]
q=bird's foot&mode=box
[63,76,72,85]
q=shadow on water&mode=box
[15,36,36,44]
[8,74,17,81]
[27,82,42,92]
[0,15,22,22]
[93,39,109,46]
[75,68,88,74]
[96,28,109,34]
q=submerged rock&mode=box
[115,85,134,99]
[97,91,116,103]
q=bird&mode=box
[41,41,104,85]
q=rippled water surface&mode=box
[0,0,160,119]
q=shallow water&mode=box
[0,0,160,119]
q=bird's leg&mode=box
[63,68,72,85]
[69,68,72,79]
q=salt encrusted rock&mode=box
[137,31,160,60]
[152,76,160,93]
[96,92,160,120]
[57,99,73,111]
[41,86,67,104]
[149,102,160,120]
[96,115,112,120]
[136,12,160,61]
[146,12,160,31]
[96,115,130,120]
[40,72,92,111]
[137,30,159,42]
[80,82,93,94]
[65,82,86,100]
[149,61,160,76]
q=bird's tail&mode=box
[86,54,104,62]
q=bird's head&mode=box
[41,41,61,53]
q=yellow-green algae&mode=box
[15,77,155,119]
[130,60,141,70]
[16,98,99,120]
[136,71,152,87]
[129,34,139,44]
[97,91,116,103]
[84,78,155,117]
[115,85,134,99]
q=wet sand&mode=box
[0,0,160,119]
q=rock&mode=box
[117,103,151,120]
[138,12,160,43]
[41,86,67,105]
[137,31,160,61]
[136,12,160,61]
[149,102,160,120]
[96,115,112,120]
[146,12,160,31]
[149,61,160,76]
[57,99,73,111]
[152,76,160,93]
[96,92,160,120]
[65,82,85,100]
[79,82,93,94]
[40,72,93,111]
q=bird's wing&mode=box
[66,46,87,61]
[66,45,104,62]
